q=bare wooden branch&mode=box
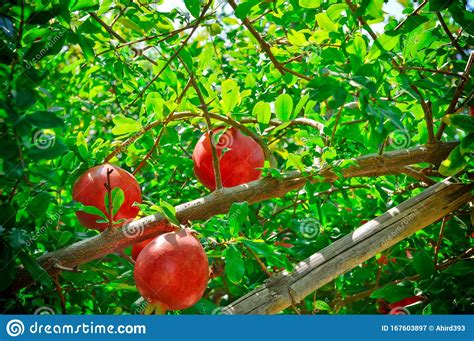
[9,143,457,292]
[222,179,473,314]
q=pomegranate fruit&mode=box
[134,229,209,311]
[131,238,153,261]
[192,127,265,190]
[73,164,142,230]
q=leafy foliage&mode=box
[0,0,472,315]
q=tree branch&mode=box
[9,143,458,292]
[222,179,473,314]
[436,12,467,58]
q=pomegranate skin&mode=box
[134,229,209,311]
[192,127,265,191]
[131,238,153,261]
[72,164,142,230]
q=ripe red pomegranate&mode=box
[73,164,142,230]
[131,238,153,261]
[134,229,209,311]
[192,127,265,190]
[389,296,425,310]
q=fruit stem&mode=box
[104,168,114,229]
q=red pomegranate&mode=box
[73,164,142,230]
[131,238,153,261]
[134,229,209,311]
[192,127,265,190]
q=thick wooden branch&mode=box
[9,142,457,292]
[222,179,473,314]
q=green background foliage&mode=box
[0,0,473,315]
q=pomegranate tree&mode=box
[73,163,142,230]
[192,127,265,190]
[134,229,208,312]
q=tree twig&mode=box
[436,12,467,58]
[433,216,447,267]
[127,1,212,108]
[52,274,66,314]
[176,54,223,190]
[394,0,428,31]
[436,52,474,140]
[104,168,114,229]
[227,0,311,81]
[409,85,435,144]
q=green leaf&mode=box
[27,192,51,218]
[76,131,88,160]
[314,300,330,310]
[429,0,454,11]
[438,145,467,176]
[294,94,309,116]
[298,0,320,8]
[316,13,337,32]
[225,245,245,284]
[158,200,180,226]
[346,35,366,59]
[445,114,474,133]
[287,29,308,47]
[228,202,249,236]
[221,79,240,114]
[104,188,125,217]
[370,284,414,303]
[0,242,16,291]
[413,251,435,278]
[112,115,142,135]
[76,34,95,61]
[234,0,260,20]
[184,0,200,18]
[79,205,108,221]
[26,111,64,128]
[0,203,16,229]
[460,133,474,155]
[70,0,99,11]
[145,92,165,121]
[445,260,473,276]
[275,94,294,121]
[252,101,271,124]
[18,250,53,287]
